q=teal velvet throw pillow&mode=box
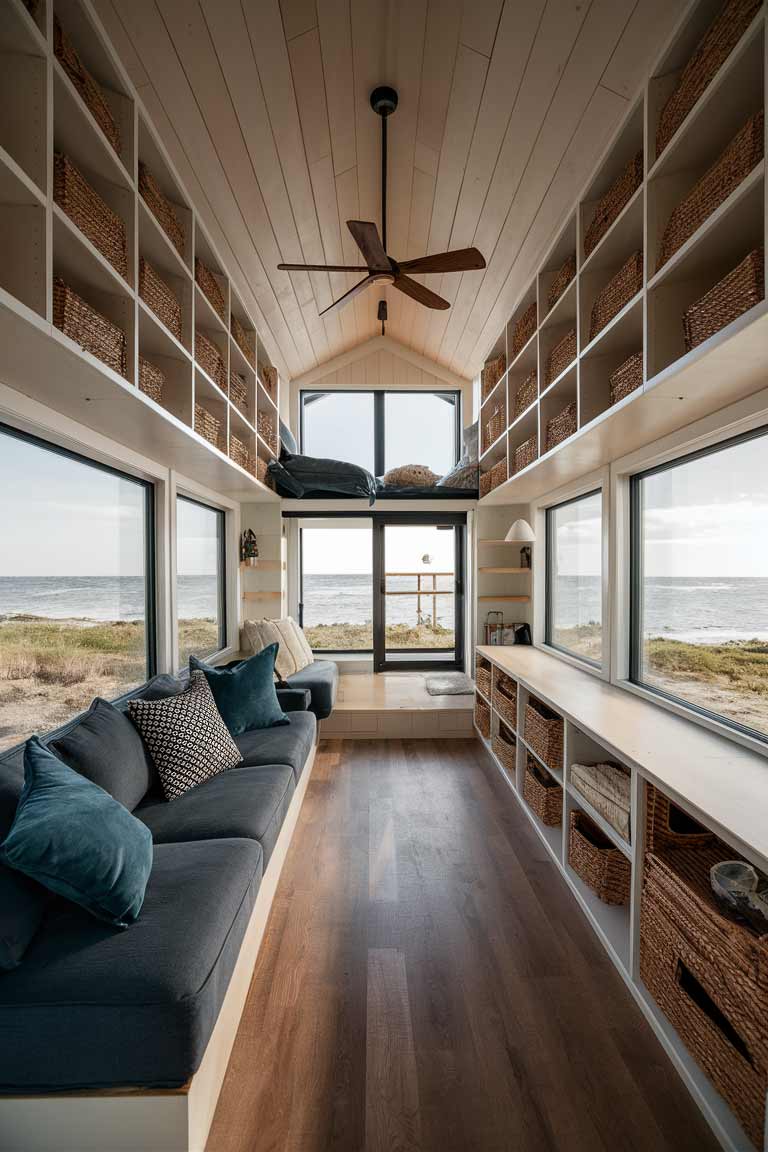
[190,644,288,736]
[0,737,153,928]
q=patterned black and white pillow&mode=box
[128,671,242,800]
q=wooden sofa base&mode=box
[0,744,316,1152]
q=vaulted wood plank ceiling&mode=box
[96,0,685,381]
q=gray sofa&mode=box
[0,673,315,1095]
[283,658,339,720]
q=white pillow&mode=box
[271,618,310,673]
[288,617,315,667]
[243,619,296,680]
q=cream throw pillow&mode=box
[243,619,296,680]
[271,618,309,673]
[288,617,315,667]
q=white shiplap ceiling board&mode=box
[96,0,688,382]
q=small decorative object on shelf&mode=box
[609,352,643,406]
[655,0,762,158]
[138,162,186,258]
[513,370,537,419]
[682,248,764,352]
[53,278,126,378]
[195,257,227,323]
[545,328,576,387]
[710,859,768,934]
[520,545,532,569]
[54,154,128,280]
[54,19,121,155]
[524,756,563,827]
[589,250,643,341]
[194,402,222,450]
[583,151,643,258]
[138,356,164,404]
[481,353,506,401]
[513,435,537,475]
[232,315,255,364]
[511,300,537,358]
[545,401,577,453]
[484,612,504,644]
[239,529,259,567]
[139,257,182,340]
[196,330,228,393]
[546,253,577,312]
[569,810,630,904]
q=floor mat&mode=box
[424,672,475,696]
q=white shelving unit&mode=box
[478,0,767,505]
[474,643,768,1152]
[0,0,281,501]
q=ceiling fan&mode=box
[277,86,486,316]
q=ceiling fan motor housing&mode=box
[370,86,398,116]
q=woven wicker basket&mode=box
[584,152,643,258]
[138,356,164,404]
[195,331,227,393]
[546,253,577,313]
[492,723,517,775]
[492,670,517,730]
[645,783,714,855]
[258,410,278,454]
[683,248,764,351]
[139,257,181,340]
[54,19,120,155]
[589,250,643,342]
[229,371,249,415]
[570,762,631,843]
[53,278,126,377]
[609,352,643,406]
[261,365,278,401]
[256,455,269,486]
[545,401,577,453]
[474,695,491,739]
[195,258,227,323]
[194,402,222,450]
[482,402,506,452]
[480,458,507,497]
[479,470,492,499]
[524,697,563,770]
[545,328,576,387]
[660,112,763,269]
[524,757,563,827]
[229,433,254,475]
[481,354,506,401]
[138,162,185,258]
[232,315,255,364]
[513,435,537,475]
[656,0,761,158]
[569,810,630,904]
[513,370,537,419]
[54,154,127,280]
[475,655,491,700]
[511,301,537,357]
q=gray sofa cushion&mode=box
[0,838,262,1091]
[284,659,338,720]
[51,697,153,812]
[235,711,315,781]
[135,764,295,866]
[0,750,50,971]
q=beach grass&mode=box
[305,621,455,650]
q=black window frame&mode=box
[545,487,603,670]
[299,388,462,476]
[629,425,768,746]
[176,494,227,665]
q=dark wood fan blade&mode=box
[319,272,393,317]
[393,274,450,310]
[346,221,390,272]
[278,262,370,272]
[397,247,486,274]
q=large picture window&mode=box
[630,428,768,742]
[176,496,226,669]
[546,490,603,666]
[0,424,154,751]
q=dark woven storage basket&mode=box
[195,258,227,324]
[54,19,120,155]
[258,410,278,454]
[513,435,537,475]
[569,810,630,904]
[53,278,126,377]
[481,354,506,401]
[54,154,127,280]
[483,401,506,452]
[545,401,577,453]
[546,253,576,313]
[610,352,643,406]
[229,433,254,475]
[511,301,537,357]
[492,670,517,729]
[524,756,563,827]
[479,469,493,498]
[138,162,185,258]
[139,257,182,340]
[645,782,714,854]
[584,152,643,258]
[138,356,164,404]
[589,251,643,342]
[196,330,227,393]
[229,371,248,415]
[489,457,507,491]
[232,315,255,364]
[683,248,764,351]
[514,370,537,419]
[261,365,278,400]
[256,455,269,486]
[524,697,563,770]
[194,402,222,450]
[660,112,764,269]
[493,723,517,775]
[474,695,491,739]
[475,656,491,700]
[656,0,762,158]
[545,328,576,387]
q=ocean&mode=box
[0,574,766,643]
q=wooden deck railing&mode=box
[385,571,454,626]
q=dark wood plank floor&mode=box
[207,738,719,1152]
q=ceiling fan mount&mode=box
[277,86,486,317]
